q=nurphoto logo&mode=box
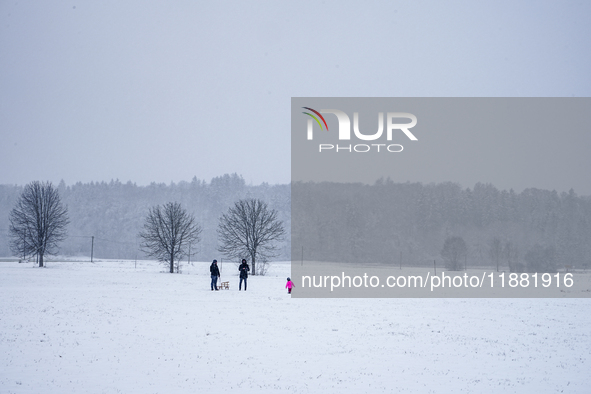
[302,107,418,153]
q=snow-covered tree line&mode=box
[292,180,591,270]
[2,176,591,270]
[0,174,290,261]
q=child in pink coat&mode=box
[286,277,294,294]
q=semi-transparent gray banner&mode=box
[291,97,591,298]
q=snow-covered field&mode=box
[1,260,590,393]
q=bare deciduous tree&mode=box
[9,181,69,267]
[503,241,519,270]
[139,202,202,273]
[217,198,285,275]
[489,237,502,272]
[441,236,467,271]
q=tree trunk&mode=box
[170,252,174,273]
[39,253,44,268]
[252,256,256,276]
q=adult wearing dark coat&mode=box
[239,259,250,291]
[210,260,221,291]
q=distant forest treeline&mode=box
[292,180,591,269]
[0,174,290,262]
[2,176,590,269]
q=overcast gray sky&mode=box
[1,1,590,191]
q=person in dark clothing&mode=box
[210,259,221,291]
[238,259,250,291]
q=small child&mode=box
[286,277,294,294]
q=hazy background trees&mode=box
[292,180,591,270]
[139,202,202,273]
[8,181,69,267]
[1,175,591,270]
[217,198,285,275]
[524,244,557,273]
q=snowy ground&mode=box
[1,259,590,393]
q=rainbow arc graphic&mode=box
[302,107,328,131]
